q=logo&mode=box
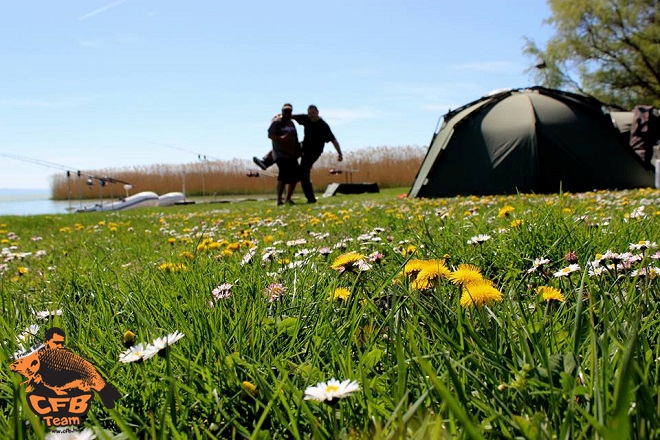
[9,327,121,428]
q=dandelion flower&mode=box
[537,286,565,302]
[498,205,514,218]
[242,381,258,395]
[304,378,360,402]
[331,288,351,301]
[449,264,483,286]
[331,251,366,273]
[404,259,427,279]
[411,260,450,290]
[460,280,503,307]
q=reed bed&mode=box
[1,187,659,439]
[50,146,426,200]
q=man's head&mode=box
[281,103,293,120]
[307,105,319,121]
[45,327,65,349]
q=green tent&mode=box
[409,87,655,198]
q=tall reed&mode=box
[50,146,426,199]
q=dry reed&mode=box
[51,145,426,200]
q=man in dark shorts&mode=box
[254,105,342,203]
[268,103,301,205]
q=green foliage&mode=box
[525,0,660,108]
[0,188,659,438]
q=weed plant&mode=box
[0,188,659,439]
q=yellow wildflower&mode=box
[460,280,503,307]
[537,286,565,302]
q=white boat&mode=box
[77,191,160,212]
[158,192,186,206]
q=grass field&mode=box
[1,187,659,439]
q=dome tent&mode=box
[409,86,655,198]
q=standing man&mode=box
[254,104,342,203]
[268,103,301,206]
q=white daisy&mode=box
[119,343,157,363]
[467,234,492,245]
[553,264,580,278]
[304,378,360,402]
[45,427,96,439]
[152,331,185,352]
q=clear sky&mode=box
[0,0,553,190]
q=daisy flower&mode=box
[263,283,286,302]
[212,283,233,300]
[119,343,158,363]
[537,286,565,302]
[467,234,491,245]
[152,331,185,355]
[34,309,63,320]
[629,241,657,252]
[304,378,360,402]
[45,428,96,440]
[526,257,550,274]
[553,264,580,278]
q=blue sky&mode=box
[0,0,553,189]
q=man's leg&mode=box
[276,180,285,205]
[254,151,275,170]
[284,183,297,204]
[300,151,321,203]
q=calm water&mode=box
[0,190,79,216]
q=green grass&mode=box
[0,187,659,439]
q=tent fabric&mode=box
[409,87,655,198]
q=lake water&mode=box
[0,190,79,216]
[0,189,276,216]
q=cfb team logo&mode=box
[9,327,121,428]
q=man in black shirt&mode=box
[254,105,342,203]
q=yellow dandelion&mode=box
[331,251,365,271]
[498,205,515,218]
[403,259,427,278]
[168,237,176,245]
[18,266,29,275]
[331,288,351,301]
[510,219,524,228]
[460,280,503,307]
[449,264,484,286]
[208,242,223,250]
[537,286,565,302]
[241,381,258,395]
[179,251,194,260]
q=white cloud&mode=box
[79,0,129,21]
[449,61,520,74]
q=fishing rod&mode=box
[0,152,133,210]
[149,141,224,162]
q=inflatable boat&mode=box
[158,192,186,206]
[77,191,160,212]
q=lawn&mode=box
[1,187,659,439]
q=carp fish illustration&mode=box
[10,344,121,409]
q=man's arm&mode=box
[330,139,343,161]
